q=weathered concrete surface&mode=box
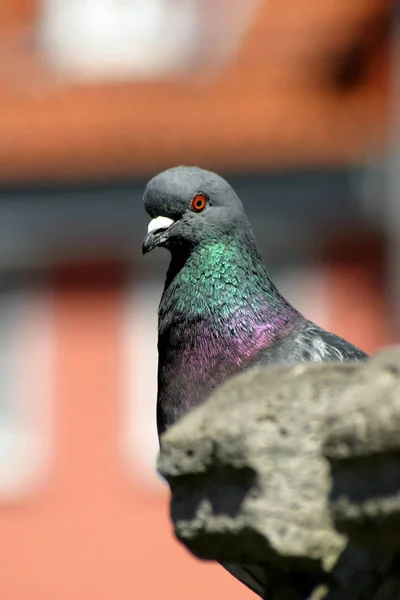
[323,347,400,549]
[158,348,400,599]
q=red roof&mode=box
[0,0,390,183]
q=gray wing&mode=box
[252,320,368,369]
[220,562,266,597]
[288,321,368,363]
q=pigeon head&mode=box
[142,166,247,255]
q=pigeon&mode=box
[142,165,368,595]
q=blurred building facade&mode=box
[0,1,395,599]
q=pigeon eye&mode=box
[191,194,207,212]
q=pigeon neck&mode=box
[156,234,303,435]
[162,234,294,319]
[156,235,301,435]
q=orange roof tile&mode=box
[0,0,391,183]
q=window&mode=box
[122,277,164,491]
[40,0,201,79]
[0,280,53,498]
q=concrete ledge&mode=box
[158,348,400,599]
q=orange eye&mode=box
[191,193,207,212]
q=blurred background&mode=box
[0,0,397,598]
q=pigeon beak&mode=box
[142,216,175,255]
